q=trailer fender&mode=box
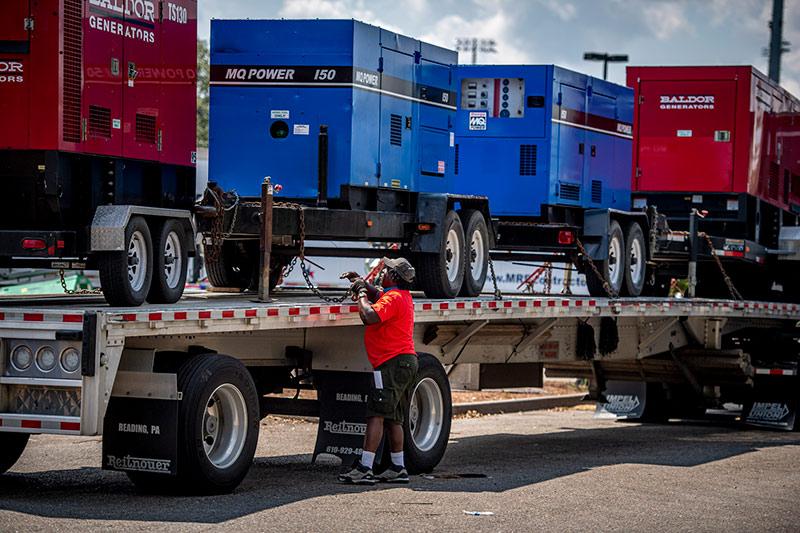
[410,193,448,253]
[90,205,194,252]
[582,209,649,261]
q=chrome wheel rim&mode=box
[445,228,461,284]
[629,236,644,288]
[469,228,486,281]
[409,377,444,452]
[608,233,623,289]
[127,230,148,292]
[202,383,248,469]
[163,231,182,289]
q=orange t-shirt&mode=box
[364,288,416,368]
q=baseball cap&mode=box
[382,257,415,283]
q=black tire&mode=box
[204,241,257,290]
[401,354,452,474]
[0,433,29,475]
[147,219,189,304]
[98,216,153,306]
[128,354,260,495]
[416,210,465,299]
[585,220,625,297]
[458,210,489,297]
[622,222,646,297]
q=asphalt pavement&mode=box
[1,408,798,532]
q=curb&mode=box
[453,393,589,416]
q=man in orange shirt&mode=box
[338,258,418,485]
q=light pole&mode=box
[583,52,628,80]
[456,38,497,65]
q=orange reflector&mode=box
[417,223,432,232]
[366,220,373,227]
[558,230,575,245]
[22,239,46,250]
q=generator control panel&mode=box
[460,77,525,118]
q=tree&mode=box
[197,38,209,148]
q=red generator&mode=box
[628,66,800,296]
[0,0,197,306]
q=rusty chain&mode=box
[487,255,502,300]
[59,269,102,295]
[576,238,618,299]
[670,230,742,300]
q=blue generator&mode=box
[209,19,458,201]
[453,65,633,217]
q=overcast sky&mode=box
[198,0,800,95]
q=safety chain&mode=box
[273,201,352,304]
[576,238,618,299]
[59,269,102,295]
[699,233,742,300]
[204,188,241,263]
[487,255,502,300]
[670,231,742,301]
[543,262,553,295]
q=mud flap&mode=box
[595,380,647,419]
[743,378,798,430]
[102,398,179,475]
[312,370,384,465]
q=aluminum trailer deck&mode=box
[0,292,797,493]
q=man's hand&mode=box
[340,271,361,282]
[350,278,367,294]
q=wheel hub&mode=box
[201,383,248,469]
[410,377,444,452]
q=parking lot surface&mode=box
[1,409,798,532]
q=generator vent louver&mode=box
[768,162,780,199]
[591,180,602,203]
[88,105,111,139]
[519,144,537,176]
[559,182,580,201]
[454,144,459,175]
[389,114,402,146]
[135,114,157,144]
[62,0,83,143]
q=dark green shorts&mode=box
[366,354,419,423]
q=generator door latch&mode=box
[111,58,120,76]
[405,116,412,129]
[24,17,34,31]
[591,145,597,157]
[128,62,138,87]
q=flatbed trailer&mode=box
[0,290,798,493]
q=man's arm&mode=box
[356,292,381,325]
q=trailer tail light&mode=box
[417,223,432,232]
[558,230,575,245]
[21,239,46,250]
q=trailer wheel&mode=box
[147,219,189,304]
[0,433,29,475]
[459,210,489,297]
[98,216,153,306]
[585,220,625,297]
[204,241,256,290]
[622,222,646,297]
[416,210,466,298]
[402,354,452,474]
[129,354,259,494]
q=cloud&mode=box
[536,0,577,22]
[421,9,531,64]
[642,2,691,40]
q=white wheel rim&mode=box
[445,228,461,284]
[163,231,182,289]
[202,383,248,469]
[409,377,444,452]
[127,230,148,292]
[608,233,623,288]
[469,229,486,281]
[629,236,644,287]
